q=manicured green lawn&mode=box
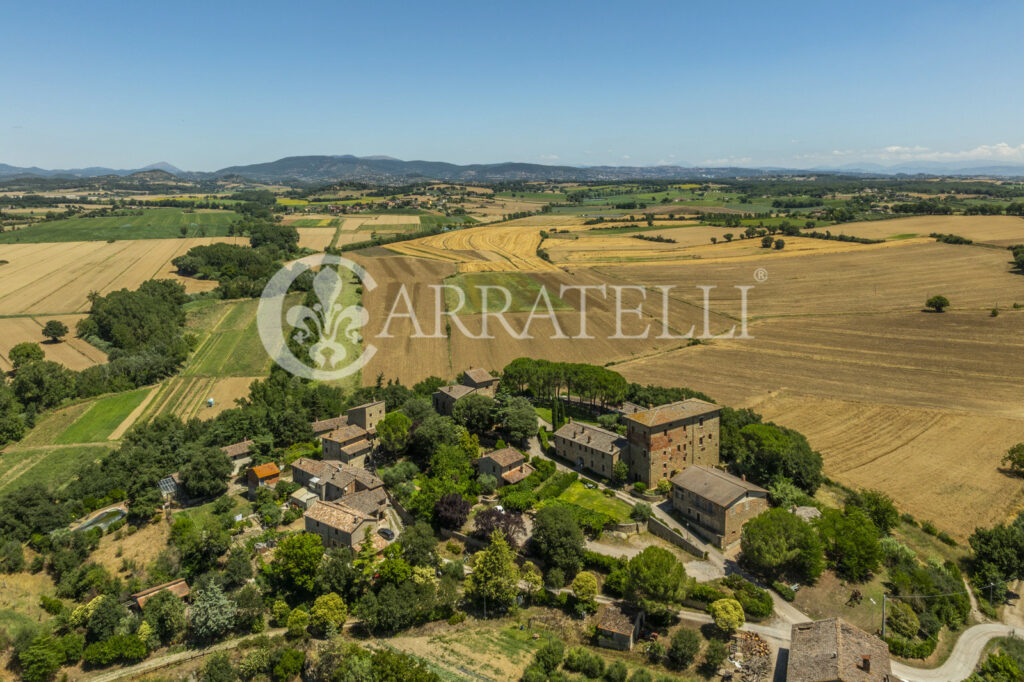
[557,481,633,522]
[55,389,151,444]
[0,207,239,243]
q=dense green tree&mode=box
[709,598,745,633]
[497,395,538,442]
[0,539,25,573]
[178,445,232,499]
[571,571,599,609]
[11,360,75,410]
[845,489,899,535]
[624,546,688,615]
[378,412,413,454]
[189,583,236,642]
[816,508,881,582]
[232,584,266,633]
[887,601,920,639]
[42,320,69,342]
[740,508,825,582]
[452,393,496,433]
[1003,443,1024,476]
[399,521,439,567]
[667,628,701,669]
[9,342,44,368]
[310,593,347,636]
[18,635,64,682]
[86,594,127,643]
[200,651,237,682]
[926,295,950,312]
[266,533,324,598]
[731,422,823,493]
[143,589,187,644]
[466,531,520,613]
[531,504,585,575]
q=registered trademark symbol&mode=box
[754,268,768,283]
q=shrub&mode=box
[733,581,773,619]
[667,628,701,669]
[545,567,565,589]
[771,581,796,602]
[887,602,920,639]
[564,646,605,678]
[604,660,628,682]
[921,520,938,536]
[583,550,626,575]
[884,634,937,659]
[687,583,727,604]
[633,482,647,494]
[900,512,917,526]
[701,639,729,675]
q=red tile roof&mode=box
[250,463,280,479]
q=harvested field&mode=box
[596,240,1024,318]
[296,227,335,250]
[0,237,247,315]
[615,310,1024,416]
[0,314,107,371]
[353,254,457,382]
[387,223,559,271]
[830,215,1024,246]
[754,394,1024,538]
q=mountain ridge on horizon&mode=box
[2,154,1023,183]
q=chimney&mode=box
[861,656,871,673]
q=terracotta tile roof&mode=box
[311,415,347,434]
[340,440,372,457]
[597,604,637,636]
[305,499,374,533]
[501,464,534,485]
[787,618,891,682]
[483,447,526,468]
[325,424,367,443]
[222,439,253,458]
[131,578,190,608]
[624,399,719,427]
[250,463,280,479]
[347,400,384,412]
[463,367,495,385]
[438,384,475,400]
[553,422,627,454]
[670,466,766,507]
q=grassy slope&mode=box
[443,272,571,315]
[54,388,151,444]
[0,207,238,243]
[0,445,112,494]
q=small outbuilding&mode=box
[595,603,643,651]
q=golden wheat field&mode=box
[360,216,1024,537]
[833,214,1024,245]
[296,227,335,250]
[0,237,247,315]
[0,315,108,371]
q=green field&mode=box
[183,298,273,377]
[0,444,113,494]
[0,207,239,243]
[443,272,571,315]
[54,388,151,444]
[557,481,633,522]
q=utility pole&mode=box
[881,594,887,639]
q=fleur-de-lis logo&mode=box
[287,267,368,369]
[258,254,378,380]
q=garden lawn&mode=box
[557,481,633,522]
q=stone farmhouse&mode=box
[290,457,387,512]
[553,398,720,487]
[595,604,644,651]
[304,499,384,551]
[317,400,385,467]
[787,618,892,682]
[669,465,767,548]
[477,447,534,487]
[432,367,499,415]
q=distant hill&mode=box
[0,161,182,179]
[4,154,1024,185]
[207,155,774,183]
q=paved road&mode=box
[891,624,1023,682]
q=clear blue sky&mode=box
[2,0,1022,170]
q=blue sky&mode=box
[2,0,1023,170]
